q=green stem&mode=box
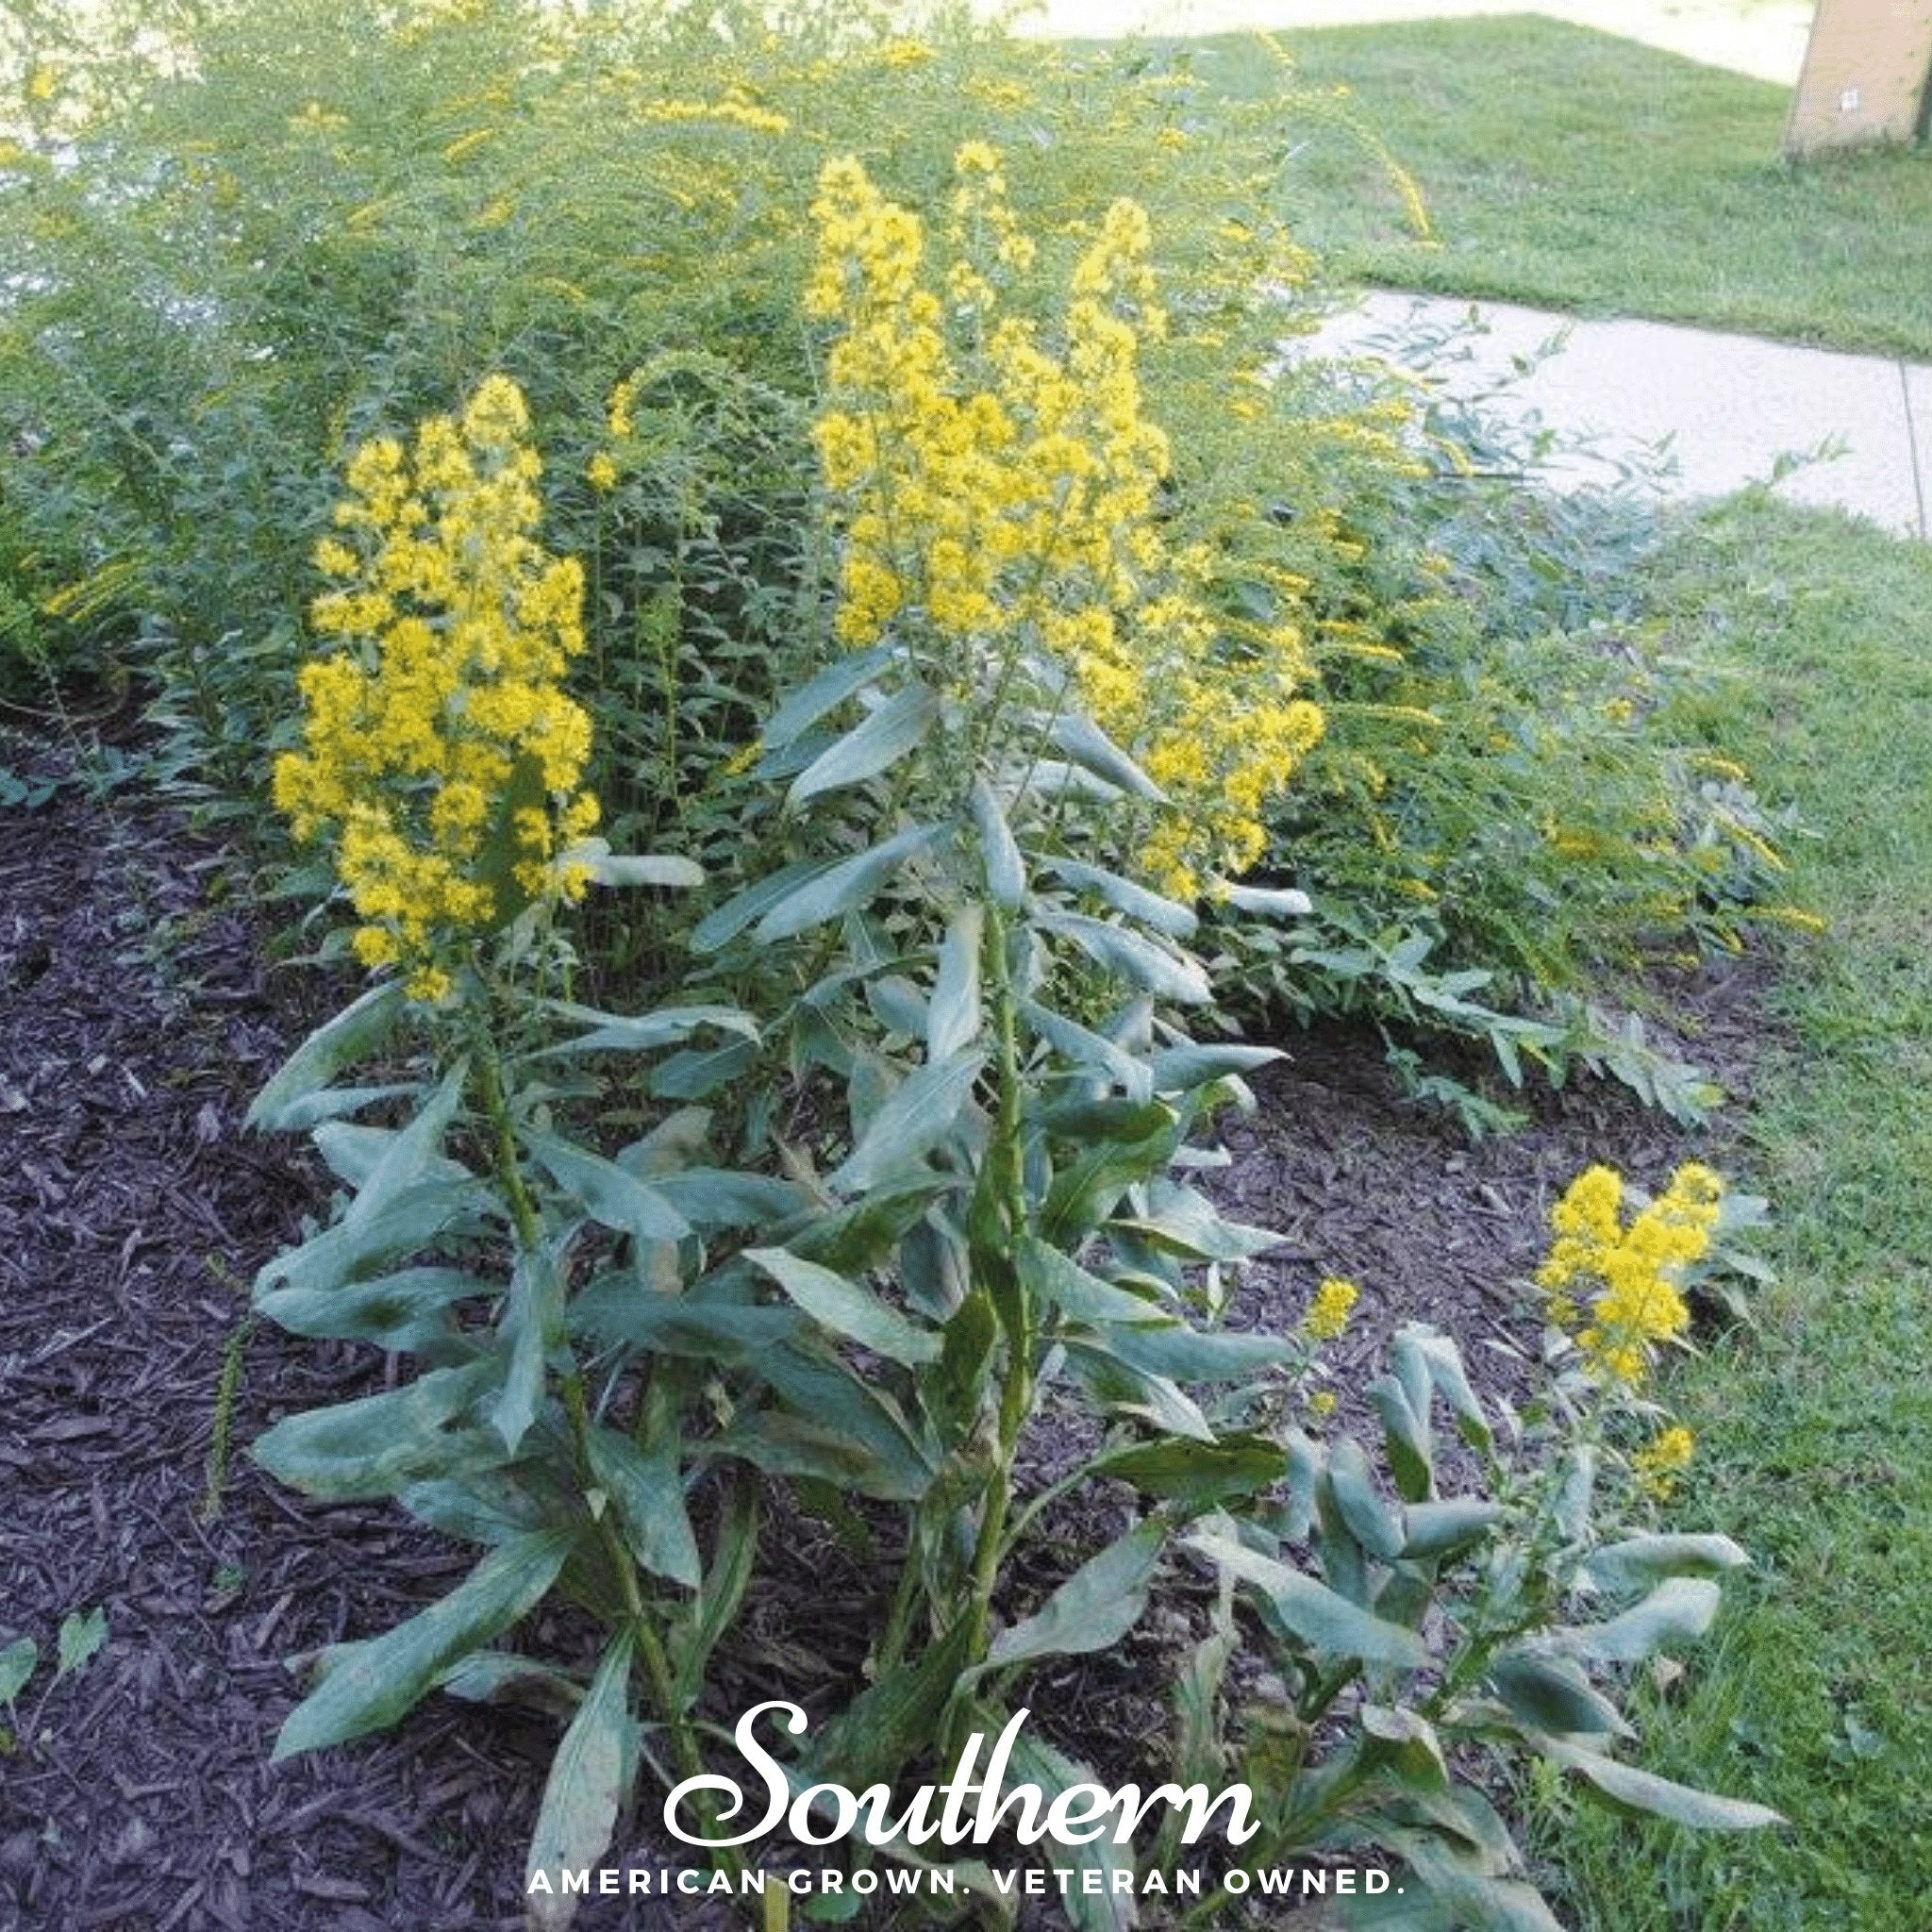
[473,1033,743,1882]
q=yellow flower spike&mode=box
[1633,1424,1696,1498]
[277,376,598,1000]
[1304,1277,1360,1342]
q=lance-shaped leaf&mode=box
[1048,710,1164,804]
[1217,881,1313,920]
[1040,909,1210,1006]
[274,1526,575,1758]
[575,850,704,889]
[787,680,940,807]
[525,1630,640,1930]
[987,1521,1166,1672]
[492,1240,567,1455]
[1537,1738,1784,1829]
[746,1247,941,1368]
[970,776,1025,909]
[1042,856,1197,939]
[252,1361,501,1501]
[752,823,941,945]
[341,1061,469,1231]
[1551,1576,1723,1664]
[1092,1434,1289,1510]
[1581,1535,1750,1594]
[928,904,984,1059]
[1188,1532,1429,1670]
[1485,1651,1631,1738]
[247,982,406,1132]
[1004,1731,1140,1932]
[763,641,896,748]
[525,1130,689,1243]
[584,1426,701,1590]
[530,999,756,1058]
[256,1265,490,1354]
[828,1047,986,1195]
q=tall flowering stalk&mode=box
[807,146,1324,898]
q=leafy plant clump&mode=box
[240,144,1780,1925]
[0,0,1794,1091]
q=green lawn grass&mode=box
[1523,498,1932,1926]
[1178,16,1932,358]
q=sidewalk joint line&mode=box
[1900,360,1929,544]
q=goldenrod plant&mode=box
[242,153,1780,1922]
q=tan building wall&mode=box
[1785,0,1932,154]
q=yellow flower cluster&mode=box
[1632,1424,1696,1498]
[273,376,598,1000]
[1535,1163,1724,1384]
[1304,1276,1360,1342]
[806,147,1323,897]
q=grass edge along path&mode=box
[1174,17,1932,361]
[1529,496,1932,1928]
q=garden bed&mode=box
[0,761,1765,1929]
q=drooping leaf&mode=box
[274,1527,575,1758]
[255,1265,491,1354]
[1189,1532,1430,1669]
[525,1632,641,1928]
[987,1522,1166,1671]
[1042,856,1196,939]
[763,641,896,749]
[1017,1236,1169,1327]
[253,1361,501,1500]
[1093,1435,1289,1512]
[531,1000,756,1058]
[525,1131,690,1243]
[1581,1535,1750,1594]
[969,777,1025,909]
[1539,1738,1783,1829]
[1400,1497,1503,1560]
[584,1427,701,1590]
[1486,1651,1631,1738]
[746,1247,941,1368]
[246,983,406,1132]
[1048,711,1164,804]
[1553,1577,1723,1664]
[1039,909,1210,1006]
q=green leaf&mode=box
[1021,998,1154,1103]
[673,1477,759,1710]
[1189,1532,1430,1669]
[1102,1322,1293,1385]
[341,1061,469,1231]
[525,1130,690,1242]
[1582,1535,1750,1593]
[650,1036,760,1099]
[970,777,1025,908]
[1539,1739,1784,1829]
[1326,1437,1406,1561]
[492,1242,566,1455]
[1063,1340,1215,1442]
[570,1283,801,1358]
[1043,857,1197,939]
[253,1180,489,1299]
[1554,1577,1723,1664]
[1218,882,1312,919]
[525,1632,640,1927]
[764,641,896,748]
[1092,1435,1288,1510]
[829,1047,985,1195]
[247,982,405,1132]
[578,851,704,889]
[1401,1497,1504,1560]
[691,855,840,953]
[532,1000,756,1058]
[648,1168,811,1230]
[585,1427,701,1590]
[441,1651,584,1723]
[746,1247,941,1368]
[928,904,984,1060]
[1003,1731,1139,1932]
[1360,1703,1452,1791]
[54,1607,107,1683]
[1144,1041,1280,1092]
[987,1522,1166,1671]
[1486,1651,1631,1738]
[1018,1235,1168,1326]
[751,1348,936,1501]
[253,1361,501,1500]
[1048,711,1164,805]
[0,1639,36,1707]
[788,680,940,807]
[1369,1375,1435,1504]
[1040,909,1210,1006]
[274,1527,575,1758]
[752,824,941,945]
[255,1265,490,1353]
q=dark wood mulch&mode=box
[0,769,1767,1931]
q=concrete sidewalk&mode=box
[1300,292,1931,540]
